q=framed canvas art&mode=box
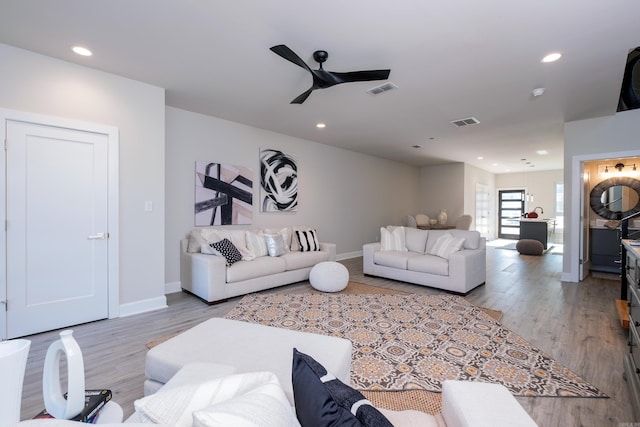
[259,148,298,212]
[194,161,253,225]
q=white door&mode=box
[5,120,109,338]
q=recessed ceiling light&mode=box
[477,156,484,160]
[536,150,549,155]
[531,88,545,97]
[72,46,92,56]
[316,123,326,129]
[412,145,422,149]
[541,52,561,63]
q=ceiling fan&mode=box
[270,44,391,104]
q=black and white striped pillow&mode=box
[295,229,319,252]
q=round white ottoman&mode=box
[309,261,349,292]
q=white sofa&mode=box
[180,226,336,303]
[363,226,486,294]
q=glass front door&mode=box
[498,190,525,239]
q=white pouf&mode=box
[309,261,349,292]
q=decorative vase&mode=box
[43,330,85,420]
[438,209,448,225]
[0,339,31,427]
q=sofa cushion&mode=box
[201,228,253,261]
[295,229,320,252]
[404,227,429,253]
[407,255,449,276]
[428,234,465,259]
[292,348,392,427]
[449,229,481,250]
[381,226,407,251]
[246,230,269,258]
[374,251,420,269]
[210,238,243,266]
[281,250,329,271]
[187,228,207,253]
[226,257,286,283]
[264,233,286,257]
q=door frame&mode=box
[565,148,640,282]
[1,108,119,340]
[497,188,525,239]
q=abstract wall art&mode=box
[194,161,253,225]
[259,148,298,212]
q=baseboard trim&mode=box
[165,281,181,294]
[119,296,167,317]
[337,250,362,261]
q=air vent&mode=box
[367,82,398,95]
[450,117,480,127]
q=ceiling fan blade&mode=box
[330,69,391,83]
[291,88,314,104]
[270,44,311,71]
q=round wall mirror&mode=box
[590,176,640,220]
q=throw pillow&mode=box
[264,233,286,257]
[264,227,291,252]
[428,234,465,259]
[380,226,407,251]
[245,230,269,258]
[289,226,312,251]
[210,238,243,266]
[295,229,320,252]
[292,348,393,427]
[201,229,253,261]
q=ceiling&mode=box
[1,1,639,173]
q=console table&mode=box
[417,224,455,230]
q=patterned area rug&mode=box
[225,292,606,397]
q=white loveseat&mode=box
[180,226,335,303]
[363,226,486,294]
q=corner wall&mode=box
[164,107,421,286]
[0,44,167,312]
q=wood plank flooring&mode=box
[16,242,635,426]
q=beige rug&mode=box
[225,292,606,397]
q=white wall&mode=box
[495,170,563,217]
[164,107,421,286]
[0,44,167,312]
[464,164,496,238]
[419,163,465,221]
[563,108,640,281]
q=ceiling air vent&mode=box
[450,117,480,127]
[367,82,398,96]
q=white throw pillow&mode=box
[245,230,269,258]
[428,233,465,259]
[201,229,254,261]
[134,372,299,427]
[264,233,286,257]
[380,226,407,251]
[263,227,291,252]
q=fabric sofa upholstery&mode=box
[363,226,486,294]
[180,226,336,303]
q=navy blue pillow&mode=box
[292,348,392,427]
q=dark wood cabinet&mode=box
[590,228,621,273]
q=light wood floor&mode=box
[17,242,635,426]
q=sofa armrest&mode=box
[362,242,381,274]
[180,244,228,302]
[320,242,337,261]
[441,380,538,427]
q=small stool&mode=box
[516,239,544,256]
[309,261,349,292]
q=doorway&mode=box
[498,189,525,239]
[1,110,119,339]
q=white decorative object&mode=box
[309,261,349,292]
[42,330,85,419]
[0,339,31,427]
[438,209,448,225]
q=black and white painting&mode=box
[195,161,253,225]
[260,148,298,212]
